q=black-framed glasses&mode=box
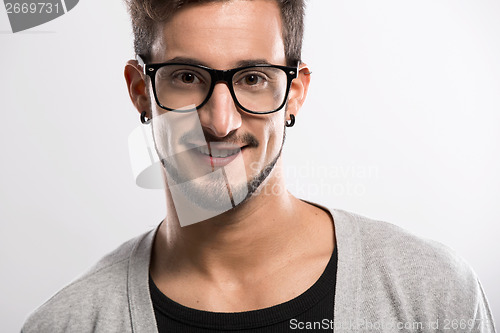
[137,55,298,115]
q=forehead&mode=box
[151,0,286,68]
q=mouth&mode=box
[196,146,240,158]
[194,144,247,168]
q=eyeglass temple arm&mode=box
[136,55,146,75]
[297,61,312,76]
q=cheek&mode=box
[256,113,285,159]
[266,114,285,148]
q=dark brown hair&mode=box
[123,0,306,66]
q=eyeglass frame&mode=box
[136,55,299,115]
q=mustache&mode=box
[180,130,259,148]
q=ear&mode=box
[124,60,151,119]
[286,62,311,121]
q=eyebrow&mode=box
[162,57,273,68]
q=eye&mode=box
[181,73,196,84]
[244,74,261,85]
[170,70,205,86]
[236,72,268,88]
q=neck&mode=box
[152,160,314,279]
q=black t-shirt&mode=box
[149,247,337,332]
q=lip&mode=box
[208,142,242,150]
[193,145,246,168]
[186,142,242,150]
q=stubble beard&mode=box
[159,126,287,212]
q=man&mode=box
[22,0,495,332]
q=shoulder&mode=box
[21,231,153,333]
[332,209,495,331]
[333,209,474,280]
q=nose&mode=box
[198,82,242,138]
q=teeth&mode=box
[196,146,240,158]
[197,146,210,155]
[212,148,240,158]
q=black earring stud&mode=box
[285,114,295,128]
[141,111,151,125]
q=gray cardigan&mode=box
[22,209,496,332]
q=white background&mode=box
[1,0,498,331]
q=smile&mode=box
[196,146,241,158]
[191,144,246,168]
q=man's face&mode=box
[149,0,289,219]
